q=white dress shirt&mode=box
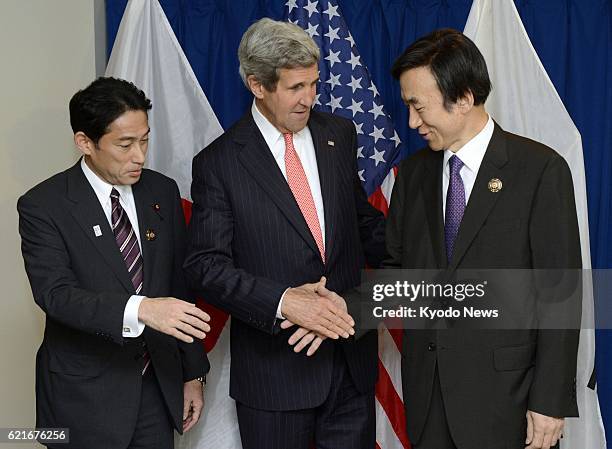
[251,101,326,319]
[442,115,494,221]
[81,157,145,337]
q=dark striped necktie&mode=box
[110,188,144,294]
[110,188,149,374]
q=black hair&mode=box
[69,77,152,143]
[391,28,491,109]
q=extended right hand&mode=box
[138,297,211,343]
[281,277,355,340]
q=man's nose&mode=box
[301,85,317,108]
[132,144,146,164]
[408,108,422,129]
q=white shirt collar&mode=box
[443,114,494,173]
[252,100,282,151]
[251,100,309,152]
[80,157,132,205]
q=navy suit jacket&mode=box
[18,162,209,449]
[185,109,386,410]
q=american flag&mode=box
[286,1,410,448]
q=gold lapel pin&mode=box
[151,203,164,221]
[327,140,335,147]
[488,178,503,193]
[145,229,156,241]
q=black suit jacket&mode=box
[385,124,581,448]
[184,109,386,410]
[18,161,209,449]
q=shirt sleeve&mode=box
[276,288,290,319]
[122,295,145,337]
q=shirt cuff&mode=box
[122,295,146,337]
[276,288,290,319]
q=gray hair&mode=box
[238,18,320,91]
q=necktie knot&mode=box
[283,132,294,149]
[110,188,120,201]
[449,154,464,175]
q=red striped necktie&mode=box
[283,133,325,263]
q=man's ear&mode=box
[74,131,95,156]
[247,75,265,99]
[457,90,475,113]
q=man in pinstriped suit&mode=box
[184,18,386,449]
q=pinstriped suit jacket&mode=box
[185,109,386,410]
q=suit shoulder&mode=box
[140,168,176,186]
[19,167,72,205]
[398,146,432,172]
[139,169,181,197]
[192,118,248,169]
[311,110,354,133]
[503,130,565,165]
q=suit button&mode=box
[428,343,436,351]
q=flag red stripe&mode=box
[387,327,403,352]
[376,358,411,449]
[181,198,193,223]
[195,299,230,352]
[369,187,389,215]
[371,174,409,448]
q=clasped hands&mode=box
[280,277,354,356]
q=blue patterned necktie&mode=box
[445,155,466,263]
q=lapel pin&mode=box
[145,229,156,241]
[327,140,335,147]
[488,178,503,193]
[151,203,164,220]
[93,225,102,237]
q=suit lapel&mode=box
[66,162,134,292]
[449,124,509,269]
[309,112,338,264]
[423,151,447,268]
[132,176,162,294]
[236,112,321,259]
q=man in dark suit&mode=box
[386,29,581,449]
[18,77,211,449]
[184,18,386,449]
